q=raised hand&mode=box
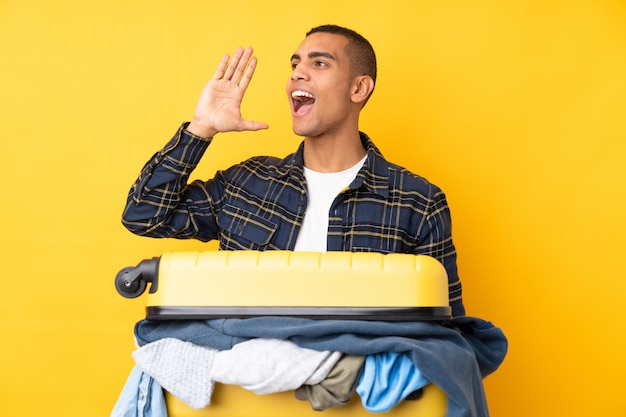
[186,47,269,139]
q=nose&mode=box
[290,65,309,81]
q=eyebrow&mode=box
[290,51,336,62]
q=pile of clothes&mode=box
[112,316,507,417]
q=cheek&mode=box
[322,86,352,112]
[333,78,354,100]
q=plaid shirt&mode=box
[122,123,465,316]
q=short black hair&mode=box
[306,25,377,102]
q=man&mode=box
[122,25,465,317]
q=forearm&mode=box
[121,123,214,239]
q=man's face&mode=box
[286,32,354,138]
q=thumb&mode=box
[239,119,269,132]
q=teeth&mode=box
[291,90,314,99]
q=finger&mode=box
[211,53,230,81]
[237,55,258,92]
[223,47,244,81]
[231,47,254,85]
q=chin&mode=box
[291,123,313,138]
[291,129,305,138]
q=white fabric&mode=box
[294,155,367,252]
[211,338,342,394]
[132,338,342,409]
[132,338,217,409]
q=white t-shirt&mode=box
[294,155,367,252]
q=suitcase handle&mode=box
[115,257,160,298]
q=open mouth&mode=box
[291,90,316,114]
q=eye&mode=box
[291,61,299,70]
[314,60,328,68]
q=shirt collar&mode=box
[274,132,390,198]
[353,132,390,198]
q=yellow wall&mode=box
[1,1,625,415]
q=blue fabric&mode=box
[356,352,430,412]
[111,365,167,417]
[134,316,507,417]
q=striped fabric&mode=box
[122,123,465,316]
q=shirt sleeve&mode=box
[121,122,223,241]
[417,189,465,317]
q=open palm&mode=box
[188,47,268,138]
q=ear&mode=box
[350,75,375,106]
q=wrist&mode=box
[186,120,218,140]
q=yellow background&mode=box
[1,0,625,415]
